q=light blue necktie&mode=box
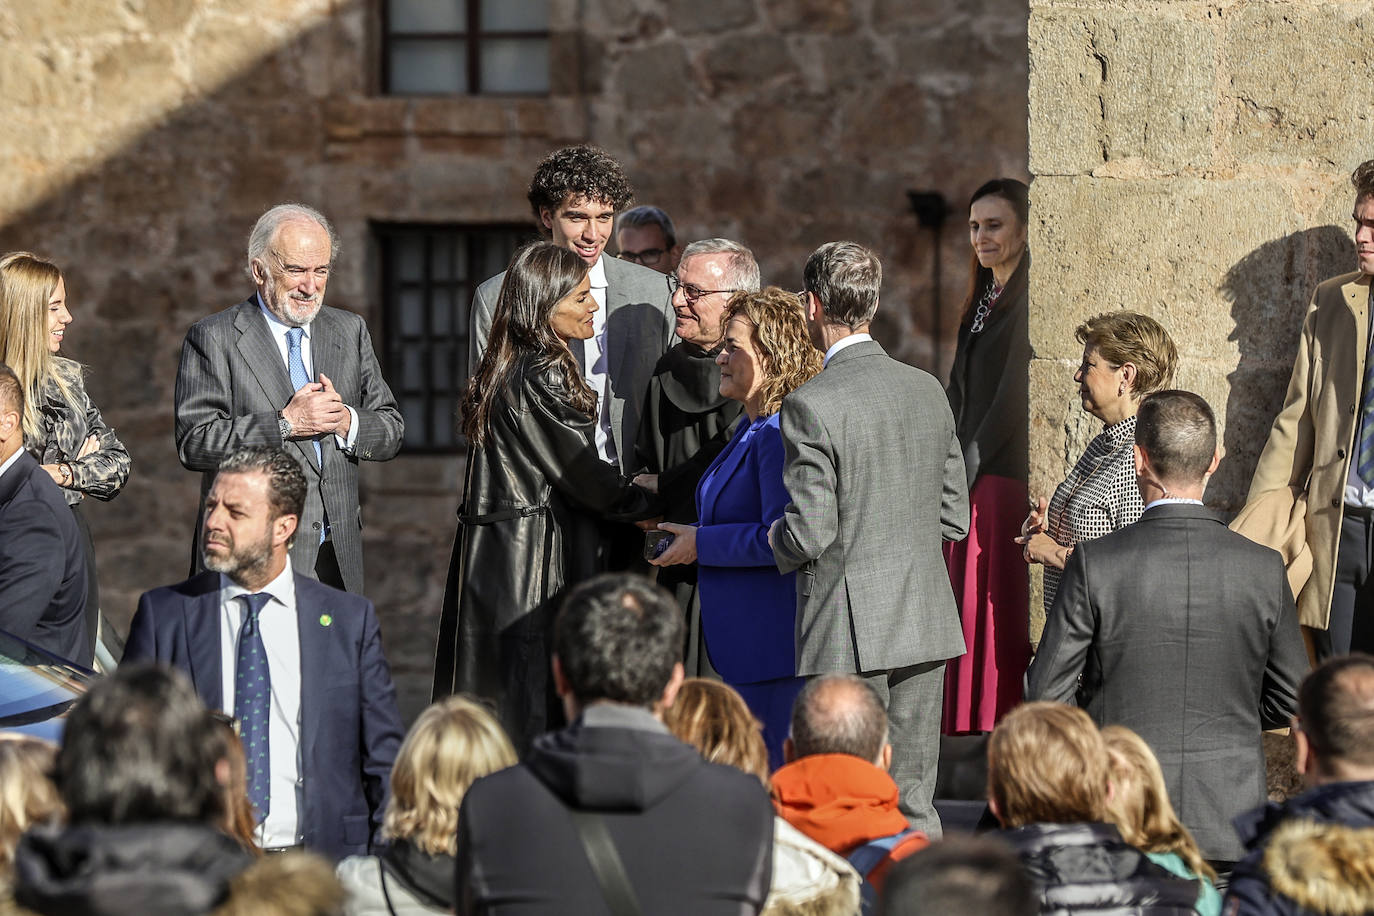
[286,327,322,467]
[234,592,272,823]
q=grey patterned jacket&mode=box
[25,360,131,506]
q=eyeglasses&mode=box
[618,248,668,267]
[667,273,737,305]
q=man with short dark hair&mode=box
[771,674,929,906]
[1027,390,1308,866]
[175,203,404,594]
[1226,654,1374,914]
[469,147,673,475]
[0,362,88,663]
[769,241,969,836]
[616,204,682,274]
[878,836,1037,916]
[13,664,256,913]
[1239,159,1374,658]
[455,574,774,915]
[124,445,404,861]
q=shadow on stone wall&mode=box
[1216,226,1355,512]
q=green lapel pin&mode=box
[319,614,332,627]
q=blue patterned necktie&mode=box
[286,327,323,467]
[234,592,272,823]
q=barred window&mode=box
[376,224,532,451]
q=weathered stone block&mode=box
[93,38,181,121]
[1029,7,1215,175]
[613,43,692,110]
[1228,5,1374,167]
[763,0,858,33]
[666,0,757,34]
[701,33,798,95]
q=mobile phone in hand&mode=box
[643,529,675,561]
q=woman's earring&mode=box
[1118,383,1125,396]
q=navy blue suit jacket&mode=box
[122,570,404,861]
[0,450,88,665]
[695,414,797,683]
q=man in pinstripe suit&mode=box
[174,203,403,595]
[770,241,969,837]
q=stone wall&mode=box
[0,0,1028,721]
[1027,0,1374,632]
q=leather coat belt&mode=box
[458,504,549,526]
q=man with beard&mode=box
[174,203,403,594]
[632,239,756,673]
[124,445,404,860]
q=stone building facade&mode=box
[1026,0,1374,634]
[0,0,1028,718]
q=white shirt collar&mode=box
[257,293,311,341]
[0,447,23,483]
[588,255,608,290]
[822,332,873,368]
[1143,496,1204,512]
[220,558,297,610]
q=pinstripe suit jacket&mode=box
[174,298,403,594]
[467,255,673,474]
[772,340,969,673]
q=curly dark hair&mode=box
[1353,160,1374,201]
[527,146,634,224]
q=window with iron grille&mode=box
[377,224,533,451]
[382,0,551,95]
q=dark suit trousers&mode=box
[1326,508,1374,656]
[863,660,945,838]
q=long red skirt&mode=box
[941,473,1031,734]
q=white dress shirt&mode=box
[0,446,23,483]
[219,561,303,850]
[581,257,617,465]
[257,295,359,453]
[1142,496,1204,511]
[822,332,873,368]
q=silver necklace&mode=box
[970,282,1003,334]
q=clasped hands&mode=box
[284,373,351,438]
[41,434,99,487]
[1014,495,1069,569]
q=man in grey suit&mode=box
[175,203,403,595]
[1026,390,1307,865]
[770,241,970,836]
[468,145,673,476]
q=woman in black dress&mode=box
[431,242,657,751]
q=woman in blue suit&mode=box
[651,287,821,768]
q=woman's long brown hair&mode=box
[461,243,594,445]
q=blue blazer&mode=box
[695,414,797,683]
[123,570,404,861]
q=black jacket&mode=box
[12,821,254,916]
[431,356,657,750]
[1226,780,1374,915]
[1002,822,1201,915]
[455,705,774,915]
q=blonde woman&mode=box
[1103,726,1221,916]
[0,734,62,885]
[0,252,131,666]
[651,288,821,768]
[336,696,515,915]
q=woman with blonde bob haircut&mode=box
[0,252,131,669]
[652,288,822,768]
[664,678,861,916]
[336,696,516,915]
[1102,725,1220,916]
[0,734,62,883]
[988,703,1200,914]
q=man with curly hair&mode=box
[467,146,674,476]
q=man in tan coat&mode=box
[1240,159,1374,658]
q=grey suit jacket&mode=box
[174,298,403,594]
[468,255,674,473]
[773,339,969,673]
[1025,502,1308,862]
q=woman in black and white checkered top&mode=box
[1018,312,1178,612]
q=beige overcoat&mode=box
[1235,270,1370,629]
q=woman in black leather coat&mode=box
[431,242,657,752]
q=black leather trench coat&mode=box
[432,355,656,751]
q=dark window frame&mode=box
[375,222,536,453]
[380,0,550,96]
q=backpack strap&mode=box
[567,808,643,916]
[848,829,918,915]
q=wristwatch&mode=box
[277,410,293,442]
[58,463,72,486]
